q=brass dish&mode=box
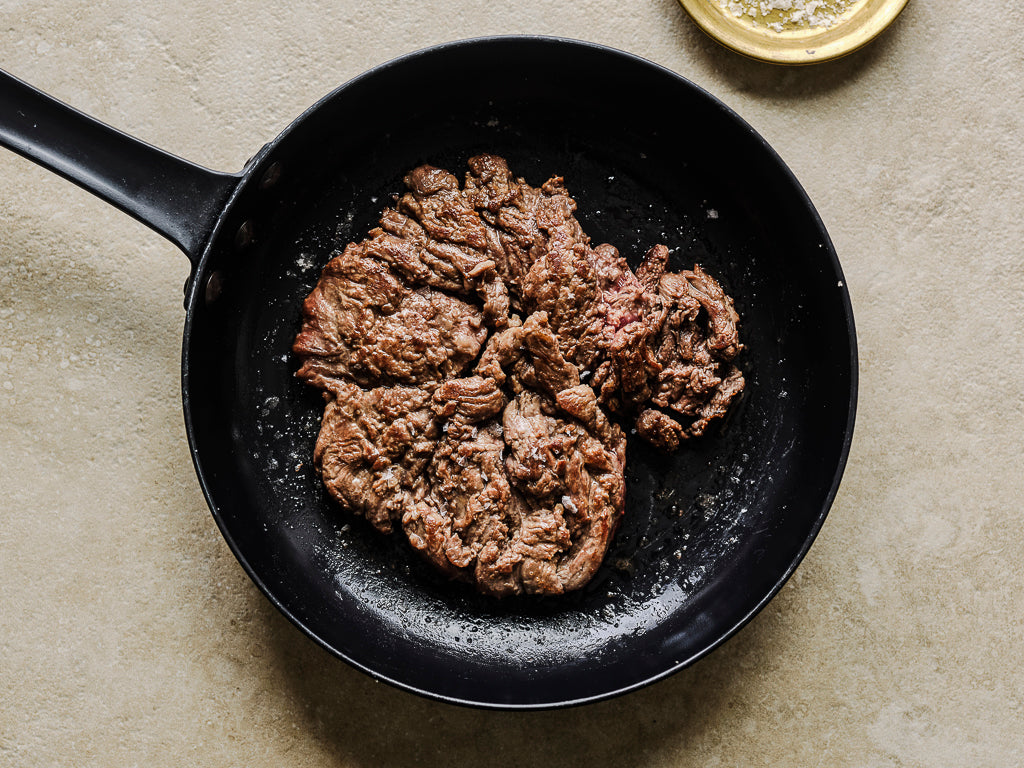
[679,0,910,64]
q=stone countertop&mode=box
[2,1,1021,765]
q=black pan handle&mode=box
[0,68,239,262]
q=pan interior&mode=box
[184,38,854,708]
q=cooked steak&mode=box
[312,380,440,534]
[293,246,487,388]
[293,155,744,596]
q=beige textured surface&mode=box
[2,0,1023,765]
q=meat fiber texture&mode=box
[292,155,744,597]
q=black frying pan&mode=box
[0,36,857,709]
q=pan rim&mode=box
[180,34,859,710]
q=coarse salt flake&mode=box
[720,0,858,29]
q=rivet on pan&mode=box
[205,270,225,305]
[235,220,254,251]
[259,161,283,190]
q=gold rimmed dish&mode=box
[679,0,910,64]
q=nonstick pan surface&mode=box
[1,37,857,709]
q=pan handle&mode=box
[0,68,239,262]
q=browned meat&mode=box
[636,262,745,447]
[292,246,487,388]
[312,381,439,534]
[500,391,626,594]
[293,154,744,596]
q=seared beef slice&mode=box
[293,247,487,388]
[293,155,744,596]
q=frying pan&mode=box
[0,36,857,709]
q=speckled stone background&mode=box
[2,1,1022,765]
